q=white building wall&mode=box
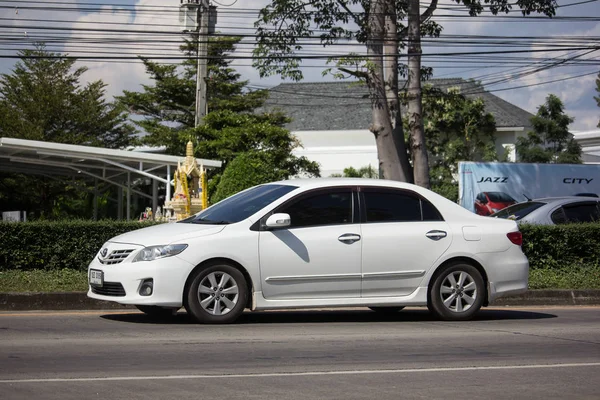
[293,130,378,176]
[293,128,526,176]
[572,130,600,165]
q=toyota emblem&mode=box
[100,248,108,258]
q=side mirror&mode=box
[265,213,291,229]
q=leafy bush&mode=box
[0,220,161,272]
[520,224,600,271]
[212,151,290,203]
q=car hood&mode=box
[109,223,226,246]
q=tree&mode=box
[118,36,319,200]
[515,94,581,164]
[0,45,135,148]
[253,0,557,188]
[213,151,293,202]
[420,85,498,202]
[404,0,556,187]
[0,45,136,219]
[595,72,600,128]
[330,165,379,178]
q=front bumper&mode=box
[87,248,196,308]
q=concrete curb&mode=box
[490,289,600,306]
[1,290,599,311]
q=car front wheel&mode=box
[428,263,485,321]
[185,263,248,324]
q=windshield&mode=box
[486,192,516,203]
[491,201,546,220]
[180,184,297,225]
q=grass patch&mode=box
[0,267,599,293]
[528,265,600,290]
[0,269,88,293]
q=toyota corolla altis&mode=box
[88,179,528,323]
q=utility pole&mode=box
[194,0,209,127]
[180,0,215,127]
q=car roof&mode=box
[272,177,419,190]
[531,196,600,204]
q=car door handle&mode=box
[338,233,361,244]
[426,230,447,241]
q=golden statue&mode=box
[164,140,208,220]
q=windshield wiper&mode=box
[190,219,231,225]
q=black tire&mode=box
[428,262,485,321]
[135,305,178,318]
[185,262,248,324]
[368,306,405,313]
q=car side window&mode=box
[551,208,567,224]
[363,190,442,222]
[476,193,486,203]
[279,191,353,228]
[421,199,444,221]
[562,202,600,223]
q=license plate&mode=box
[89,269,103,286]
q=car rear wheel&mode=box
[135,305,178,318]
[368,306,405,313]
[428,263,485,321]
[185,263,248,324]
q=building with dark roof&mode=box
[262,79,535,176]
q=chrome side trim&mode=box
[265,270,425,283]
[361,270,425,279]
[265,273,362,282]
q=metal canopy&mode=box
[0,137,222,220]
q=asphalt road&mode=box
[1,307,599,400]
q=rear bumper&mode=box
[480,246,529,303]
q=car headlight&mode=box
[491,208,500,213]
[132,244,188,262]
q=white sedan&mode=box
[87,179,528,323]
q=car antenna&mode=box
[523,193,532,202]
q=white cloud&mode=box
[64,0,177,98]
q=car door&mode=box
[259,188,362,300]
[359,187,452,297]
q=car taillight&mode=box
[507,231,522,246]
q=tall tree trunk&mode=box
[367,0,406,181]
[384,0,413,182]
[407,0,430,188]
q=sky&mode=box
[0,0,599,131]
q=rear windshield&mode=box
[491,202,546,220]
[486,192,516,203]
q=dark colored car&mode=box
[474,192,517,216]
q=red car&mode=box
[475,192,517,216]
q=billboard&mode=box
[458,162,600,215]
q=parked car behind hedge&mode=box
[490,197,600,225]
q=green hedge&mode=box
[1,220,599,277]
[520,224,600,271]
[0,220,161,272]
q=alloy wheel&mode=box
[439,270,478,313]
[197,271,239,316]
